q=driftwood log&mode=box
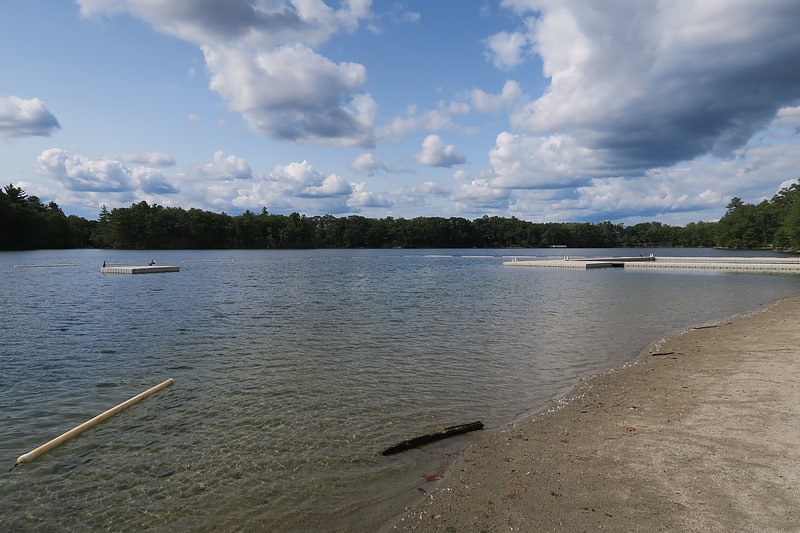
[381,421,484,456]
[692,324,720,330]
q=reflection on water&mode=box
[2,248,799,531]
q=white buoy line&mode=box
[13,264,80,268]
[15,378,174,466]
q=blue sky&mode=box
[2,1,799,224]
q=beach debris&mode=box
[649,350,675,356]
[381,421,484,456]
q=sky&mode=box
[1,0,799,225]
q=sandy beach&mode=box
[386,297,800,532]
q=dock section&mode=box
[101,265,180,274]
[504,255,653,269]
[625,258,800,272]
[504,255,800,273]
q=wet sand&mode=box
[387,297,800,532]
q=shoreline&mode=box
[385,297,800,531]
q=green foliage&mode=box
[1,183,94,250]
[4,180,800,252]
[715,180,800,250]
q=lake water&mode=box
[2,248,799,531]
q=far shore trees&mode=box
[1,184,95,250]
[715,181,800,250]
[2,180,798,252]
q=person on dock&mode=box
[148,260,155,266]
[102,261,106,268]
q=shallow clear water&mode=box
[2,248,799,531]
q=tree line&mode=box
[1,184,95,250]
[714,181,800,250]
[2,181,799,251]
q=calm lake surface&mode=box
[2,248,800,531]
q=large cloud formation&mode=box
[226,159,385,214]
[52,1,800,222]
[37,147,178,194]
[490,0,800,189]
[35,143,392,216]
[0,96,61,137]
[77,0,376,147]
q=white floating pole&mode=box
[16,378,174,465]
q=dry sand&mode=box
[386,297,800,532]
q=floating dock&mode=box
[503,255,800,273]
[101,265,180,274]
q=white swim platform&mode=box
[101,265,180,274]
[503,255,800,272]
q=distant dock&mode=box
[503,255,800,273]
[101,265,180,274]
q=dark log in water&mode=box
[381,421,484,456]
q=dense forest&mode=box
[2,181,799,251]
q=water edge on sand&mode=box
[388,297,800,532]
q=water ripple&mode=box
[2,248,799,531]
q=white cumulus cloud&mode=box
[347,181,392,208]
[484,30,529,70]
[77,0,377,147]
[415,134,466,167]
[502,0,800,177]
[470,81,523,115]
[37,148,133,192]
[0,96,61,137]
[351,152,387,175]
[489,132,605,189]
[204,43,376,146]
[194,150,253,181]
